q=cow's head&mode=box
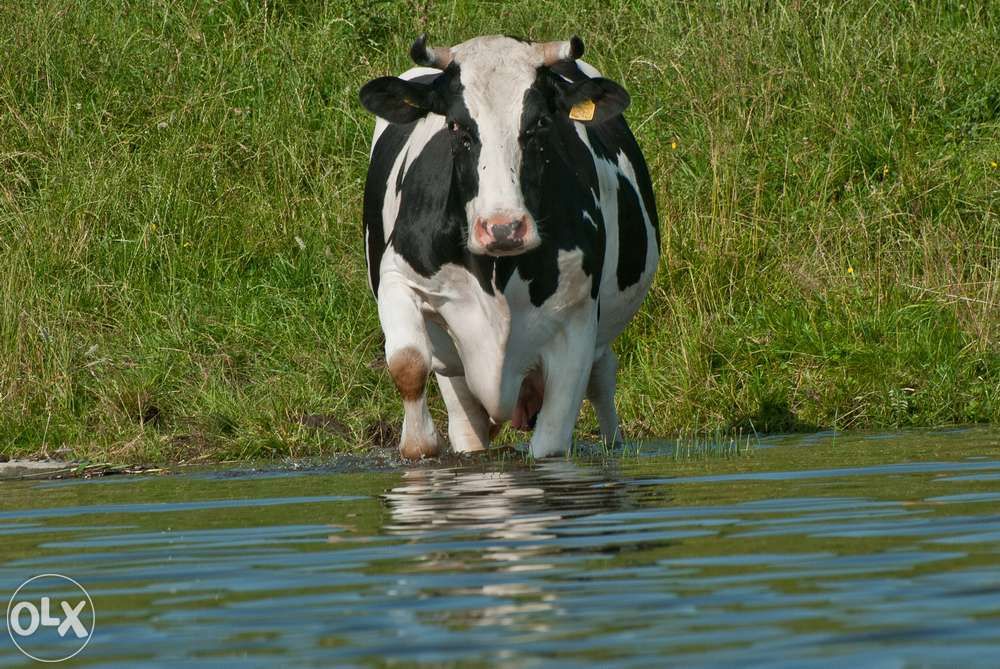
[360,35,630,257]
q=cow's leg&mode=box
[437,373,490,454]
[425,320,488,453]
[378,277,441,460]
[529,314,597,458]
[586,347,622,447]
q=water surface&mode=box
[2,428,999,666]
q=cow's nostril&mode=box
[491,223,512,241]
[477,213,534,250]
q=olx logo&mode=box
[7,574,94,662]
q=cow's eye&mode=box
[521,116,550,144]
[448,121,473,150]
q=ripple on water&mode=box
[1,429,999,667]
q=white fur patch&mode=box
[451,38,541,230]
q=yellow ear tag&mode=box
[569,99,596,122]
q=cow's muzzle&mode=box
[473,213,538,256]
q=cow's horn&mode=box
[540,36,584,66]
[410,34,453,69]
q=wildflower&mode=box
[671,140,678,151]
[847,266,855,276]
[991,160,998,169]
[150,223,158,233]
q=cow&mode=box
[359,34,659,459]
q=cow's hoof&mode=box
[451,443,487,456]
[399,436,442,461]
[528,441,569,459]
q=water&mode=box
[2,428,999,667]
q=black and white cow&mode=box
[359,34,659,459]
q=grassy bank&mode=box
[2,0,998,462]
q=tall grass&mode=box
[1,1,997,462]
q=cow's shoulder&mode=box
[550,60,659,292]
[364,68,447,296]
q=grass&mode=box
[1,0,998,463]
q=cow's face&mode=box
[361,35,629,257]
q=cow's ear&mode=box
[561,78,630,124]
[360,77,443,124]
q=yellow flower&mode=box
[847,266,855,275]
[991,160,998,169]
[671,140,678,151]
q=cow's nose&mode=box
[475,213,531,252]
[488,216,525,241]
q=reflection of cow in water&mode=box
[380,461,635,628]
[377,462,639,633]
[382,461,634,557]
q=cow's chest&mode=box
[404,247,595,365]
[408,248,595,414]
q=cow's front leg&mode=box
[529,313,598,458]
[378,277,442,460]
[437,373,490,454]
[587,347,623,448]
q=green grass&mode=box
[1,0,998,463]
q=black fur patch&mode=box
[585,122,660,254]
[615,173,647,290]
[363,122,414,295]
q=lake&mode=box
[2,427,999,666]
